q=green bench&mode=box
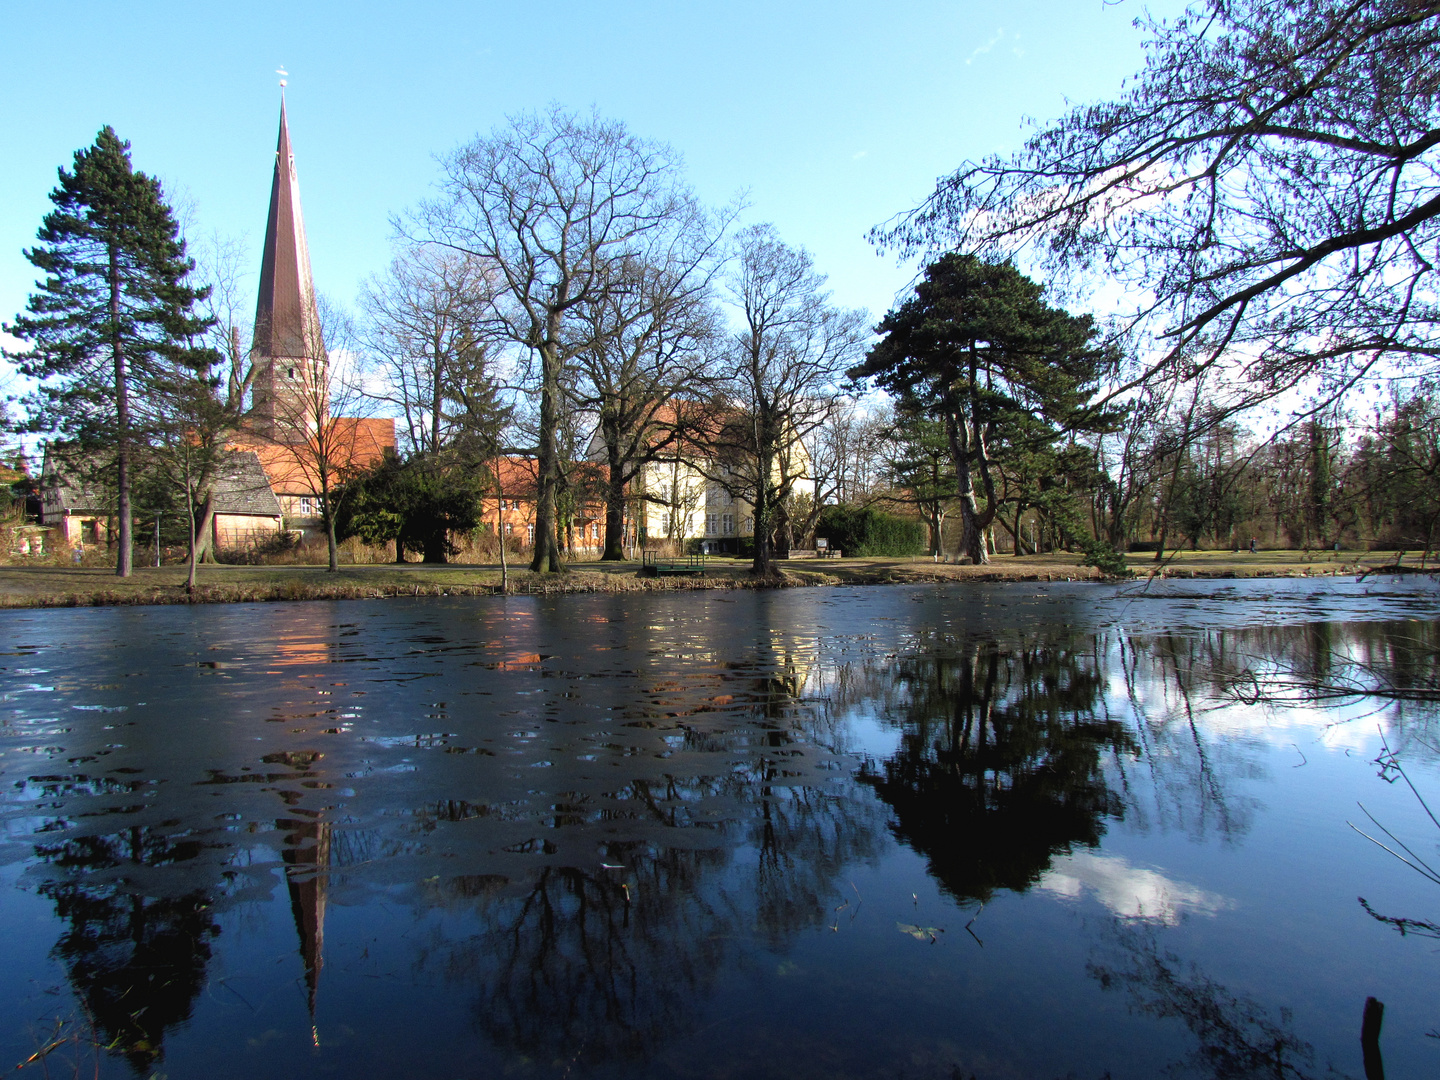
[642,551,708,577]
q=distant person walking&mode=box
[1248,538,1257,554]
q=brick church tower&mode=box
[250,97,327,443]
[232,94,396,539]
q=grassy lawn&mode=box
[0,546,1405,608]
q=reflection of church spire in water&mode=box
[282,816,331,1042]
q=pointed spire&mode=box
[253,97,323,362]
[283,818,330,1033]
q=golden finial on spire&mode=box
[276,66,289,89]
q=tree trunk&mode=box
[110,245,132,578]
[186,516,199,592]
[750,412,776,576]
[530,343,563,574]
[422,531,447,563]
[193,488,217,563]
[395,536,406,563]
[321,475,339,572]
[431,355,444,458]
[602,461,627,560]
[184,464,199,594]
[947,418,988,565]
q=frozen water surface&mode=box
[0,578,1438,1078]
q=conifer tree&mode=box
[4,127,213,577]
[854,256,1121,565]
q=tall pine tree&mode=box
[853,256,1121,564]
[4,127,212,576]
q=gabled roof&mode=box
[583,399,728,462]
[211,452,283,517]
[487,455,606,498]
[253,98,323,362]
[41,446,110,513]
[490,455,539,496]
[41,447,282,518]
[232,418,397,495]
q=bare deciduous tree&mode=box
[573,250,726,560]
[709,225,868,576]
[188,230,255,563]
[250,296,378,572]
[360,245,501,457]
[414,107,702,573]
[880,0,1440,409]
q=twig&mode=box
[1350,808,1440,885]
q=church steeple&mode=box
[251,96,326,440]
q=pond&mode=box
[2,579,1439,1079]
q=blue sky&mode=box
[1,0,1186,363]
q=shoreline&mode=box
[0,551,1410,609]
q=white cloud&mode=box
[0,329,29,355]
[965,28,1005,65]
[851,150,869,161]
[1039,851,1232,925]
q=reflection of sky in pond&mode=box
[1038,851,1233,924]
[0,578,1438,1079]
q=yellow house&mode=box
[590,406,816,552]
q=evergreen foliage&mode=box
[853,255,1122,565]
[340,450,487,564]
[880,408,954,558]
[4,127,213,576]
[817,504,925,557]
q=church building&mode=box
[38,98,393,557]
[230,97,395,537]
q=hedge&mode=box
[816,505,926,557]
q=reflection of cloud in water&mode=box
[1117,620,1440,759]
[1200,701,1382,754]
[1039,851,1232,925]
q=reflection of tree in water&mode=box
[1089,921,1321,1080]
[26,748,334,1071]
[856,634,1134,903]
[436,847,731,1065]
[34,825,220,1073]
[1150,619,1440,759]
[1115,630,1257,844]
[422,664,888,1067]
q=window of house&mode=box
[287,366,296,379]
[743,517,753,534]
[722,514,734,536]
[504,523,513,535]
[299,497,315,516]
[527,524,535,543]
[706,514,718,536]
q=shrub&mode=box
[216,530,306,565]
[816,505,926,557]
[1079,538,1134,577]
